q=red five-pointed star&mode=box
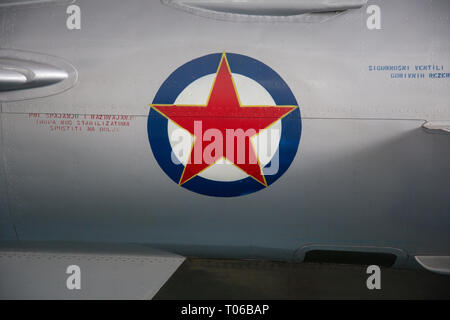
[151,53,297,186]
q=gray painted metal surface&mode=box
[0,0,449,273]
[0,245,185,299]
[415,256,450,276]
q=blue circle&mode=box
[148,53,301,197]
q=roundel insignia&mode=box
[148,52,301,197]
